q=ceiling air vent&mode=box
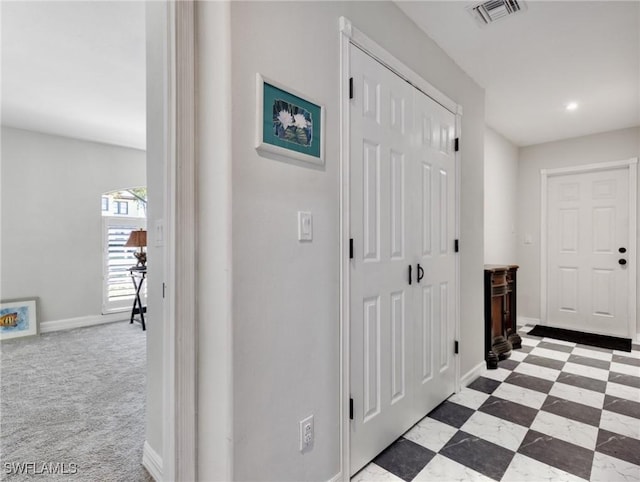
[467,0,526,26]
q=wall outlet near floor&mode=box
[299,415,314,453]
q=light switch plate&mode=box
[154,219,164,247]
[298,211,312,241]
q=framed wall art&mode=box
[255,73,325,166]
[0,298,39,341]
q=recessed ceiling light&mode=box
[566,102,578,111]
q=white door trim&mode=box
[338,19,462,118]
[338,17,462,480]
[160,2,234,480]
[173,1,197,480]
[160,1,198,480]
[159,1,176,479]
[540,157,638,338]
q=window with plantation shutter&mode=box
[102,216,146,313]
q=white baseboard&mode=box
[39,312,129,333]
[328,472,343,482]
[461,360,486,388]
[517,316,540,328]
[143,441,163,481]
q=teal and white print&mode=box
[256,74,324,166]
[273,99,313,148]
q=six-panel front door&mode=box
[547,167,631,337]
[349,45,458,475]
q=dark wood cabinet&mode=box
[484,265,518,361]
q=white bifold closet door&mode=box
[349,45,457,475]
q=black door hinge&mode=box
[349,398,354,420]
[455,340,459,354]
[349,239,354,259]
[349,77,354,100]
[454,239,459,253]
[454,138,459,152]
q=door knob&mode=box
[619,259,627,266]
[417,264,425,283]
[619,247,627,254]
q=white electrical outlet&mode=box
[299,415,314,453]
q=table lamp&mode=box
[125,229,147,268]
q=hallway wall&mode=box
[484,127,519,265]
[198,2,486,480]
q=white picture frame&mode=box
[0,298,39,341]
[255,73,325,167]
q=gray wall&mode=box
[217,2,486,480]
[517,126,640,337]
[197,1,234,480]
[484,127,519,265]
[0,127,146,322]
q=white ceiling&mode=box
[1,1,146,150]
[2,2,638,150]
[396,1,640,146]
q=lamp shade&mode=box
[125,229,147,248]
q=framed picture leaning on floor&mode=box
[0,298,39,341]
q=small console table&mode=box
[129,266,147,331]
[484,265,518,363]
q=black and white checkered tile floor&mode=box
[352,325,640,482]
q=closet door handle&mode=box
[408,265,412,285]
[417,264,424,283]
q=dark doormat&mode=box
[528,325,632,352]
